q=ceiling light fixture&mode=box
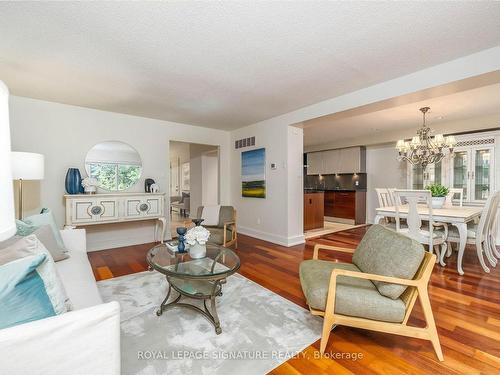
[396,107,456,169]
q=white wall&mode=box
[202,152,219,206]
[228,46,500,247]
[9,96,230,251]
[169,141,190,196]
[230,121,304,246]
[365,144,407,223]
[189,143,218,212]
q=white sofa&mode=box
[0,229,121,375]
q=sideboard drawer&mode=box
[65,193,165,226]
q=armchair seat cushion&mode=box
[299,260,406,323]
[206,227,233,246]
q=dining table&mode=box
[374,205,483,275]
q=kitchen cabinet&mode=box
[324,191,366,225]
[304,192,324,231]
[306,147,366,175]
[306,152,324,175]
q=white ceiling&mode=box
[1,2,500,130]
[303,82,500,147]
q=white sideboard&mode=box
[64,192,166,227]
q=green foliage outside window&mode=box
[88,163,141,191]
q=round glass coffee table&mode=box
[146,243,240,334]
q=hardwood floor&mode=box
[88,226,500,374]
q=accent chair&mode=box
[299,224,443,361]
[190,206,237,248]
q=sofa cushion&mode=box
[352,225,424,299]
[299,260,405,323]
[56,248,102,310]
[0,254,56,329]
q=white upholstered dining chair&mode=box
[444,190,500,273]
[487,191,500,260]
[394,190,447,265]
[443,188,463,208]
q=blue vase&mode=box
[65,168,84,194]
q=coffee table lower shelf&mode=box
[156,275,226,334]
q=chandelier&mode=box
[396,107,456,169]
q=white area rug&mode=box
[98,271,322,375]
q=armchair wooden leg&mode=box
[419,288,444,361]
[320,313,335,354]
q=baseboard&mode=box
[86,232,172,252]
[325,216,355,225]
[238,226,305,247]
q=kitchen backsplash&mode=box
[304,172,367,191]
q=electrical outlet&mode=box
[257,218,261,225]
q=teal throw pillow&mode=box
[0,254,57,329]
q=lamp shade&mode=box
[0,80,16,240]
[11,152,45,180]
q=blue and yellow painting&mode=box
[241,148,266,198]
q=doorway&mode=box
[169,141,219,238]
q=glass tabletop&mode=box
[146,243,240,279]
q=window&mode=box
[88,163,141,191]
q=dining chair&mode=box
[394,190,447,265]
[486,191,500,260]
[376,188,397,228]
[435,188,463,251]
[444,190,499,273]
[376,188,394,207]
[443,188,463,208]
[388,188,402,206]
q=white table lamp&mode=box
[0,80,16,240]
[11,151,45,219]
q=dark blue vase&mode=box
[65,168,84,194]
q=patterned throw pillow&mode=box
[15,219,38,236]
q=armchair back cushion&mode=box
[196,206,235,228]
[352,225,424,299]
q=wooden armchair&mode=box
[184,206,237,248]
[300,225,443,361]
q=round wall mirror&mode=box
[85,141,142,191]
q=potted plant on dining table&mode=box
[426,183,449,209]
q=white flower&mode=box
[185,226,210,245]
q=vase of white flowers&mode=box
[185,225,210,259]
[81,177,98,194]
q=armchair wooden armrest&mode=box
[313,244,355,260]
[223,221,237,247]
